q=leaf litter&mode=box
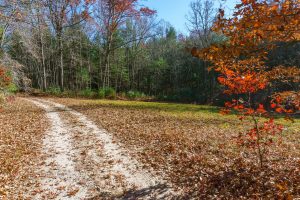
[1,97,299,199]
[50,97,300,199]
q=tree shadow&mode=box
[87,184,183,200]
[199,160,299,199]
[120,184,180,200]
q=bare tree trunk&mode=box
[99,47,103,88]
[104,33,112,88]
[88,47,92,89]
[0,24,8,50]
[41,37,47,91]
[80,32,83,90]
[58,33,64,91]
[38,25,47,91]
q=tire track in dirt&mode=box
[27,99,88,200]
[26,98,176,199]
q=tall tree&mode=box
[43,0,91,91]
[186,0,216,48]
[93,0,155,88]
[0,0,26,52]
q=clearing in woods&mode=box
[0,97,299,199]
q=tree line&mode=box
[0,0,299,104]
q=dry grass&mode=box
[0,98,48,198]
[51,97,300,199]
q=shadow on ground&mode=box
[87,184,183,200]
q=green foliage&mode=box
[80,99,224,120]
[6,71,19,93]
[61,90,76,98]
[158,88,198,102]
[105,87,116,99]
[98,89,106,99]
[152,58,167,70]
[7,83,18,93]
[98,87,116,99]
[79,89,96,98]
[126,90,146,100]
[7,21,223,104]
[77,68,90,84]
[166,27,177,40]
[46,87,61,96]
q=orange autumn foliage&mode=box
[191,0,300,167]
[191,0,300,112]
[0,66,11,89]
[191,0,300,89]
[100,0,156,33]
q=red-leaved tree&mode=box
[191,0,300,168]
[0,65,12,110]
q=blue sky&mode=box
[142,0,239,34]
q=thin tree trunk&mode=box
[39,29,47,91]
[104,32,113,88]
[59,33,64,91]
[0,24,8,50]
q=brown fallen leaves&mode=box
[51,98,299,199]
[1,97,298,199]
[0,98,48,199]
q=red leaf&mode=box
[257,104,266,113]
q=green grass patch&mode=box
[75,99,235,120]
[67,98,300,132]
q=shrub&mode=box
[105,87,116,99]
[126,90,145,100]
[46,87,61,96]
[98,87,116,99]
[7,83,18,93]
[98,89,105,99]
[61,90,76,98]
[79,89,95,98]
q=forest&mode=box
[0,0,300,199]
[1,0,298,104]
[1,0,229,104]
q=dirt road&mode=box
[24,98,175,199]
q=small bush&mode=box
[46,87,61,96]
[7,83,18,93]
[61,90,76,98]
[105,87,116,99]
[126,90,146,100]
[79,89,95,98]
[98,89,105,99]
[98,87,116,99]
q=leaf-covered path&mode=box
[25,98,175,199]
